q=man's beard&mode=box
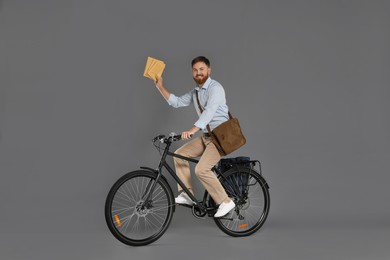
[193,74,209,85]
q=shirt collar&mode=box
[195,77,212,91]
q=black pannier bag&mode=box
[217,157,251,196]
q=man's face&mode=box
[192,62,211,85]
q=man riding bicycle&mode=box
[154,56,235,218]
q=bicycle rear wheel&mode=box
[212,167,270,237]
[105,170,175,246]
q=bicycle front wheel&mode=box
[105,170,175,246]
[213,167,270,237]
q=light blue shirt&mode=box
[167,77,229,132]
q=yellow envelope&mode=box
[143,57,154,79]
[148,62,165,81]
[144,57,165,81]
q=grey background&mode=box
[1,0,389,259]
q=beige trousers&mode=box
[174,135,228,204]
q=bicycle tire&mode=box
[211,166,270,237]
[105,170,175,246]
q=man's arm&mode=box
[155,76,193,108]
[155,76,170,100]
[155,76,197,140]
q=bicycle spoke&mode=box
[115,190,132,203]
[214,168,270,236]
[146,213,164,228]
[112,199,134,209]
[107,172,174,244]
[111,205,135,214]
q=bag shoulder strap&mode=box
[195,90,212,134]
[195,90,233,134]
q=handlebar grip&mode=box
[175,134,193,140]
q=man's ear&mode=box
[208,67,211,75]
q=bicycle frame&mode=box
[142,137,221,213]
[142,135,267,218]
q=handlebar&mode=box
[152,132,194,154]
[152,133,182,144]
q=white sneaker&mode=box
[175,192,194,205]
[214,200,235,218]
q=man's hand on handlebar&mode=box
[181,126,200,140]
[181,131,193,140]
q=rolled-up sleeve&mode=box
[167,91,193,108]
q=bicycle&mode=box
[105,133,270,246]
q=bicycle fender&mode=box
[140,166,158,173]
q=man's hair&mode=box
[191,56,210,67]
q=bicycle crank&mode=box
[192,205,207,219]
